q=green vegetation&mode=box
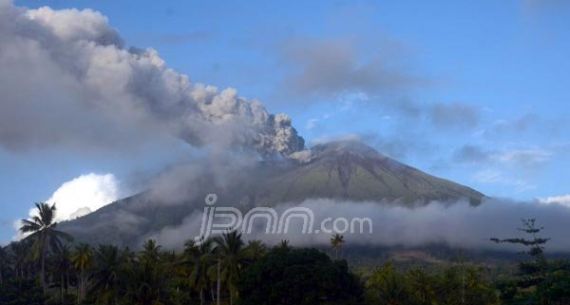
[19,203,73,293]
[491,218,570,305]
[331,234,345,260]
[1,204,569,305]
[365,263,498,305]
[239,247,362,305]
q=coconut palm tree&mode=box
[139,239,161,265]
[278,239,290,250]
[19,202,72,292]
[126,239,167,305]
[186,239,215,305]
[70,243,93,303]
[244,240,266,262]
[53,245,72,303]
[91,245,122,305]
[9,241,30,279]
[213,230,246,305]
[330,234,344,259]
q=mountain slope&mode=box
[59,140,484,247]
[253,141,483,205]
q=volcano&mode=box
[59,140,484,247]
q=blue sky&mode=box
[1,0,569,243]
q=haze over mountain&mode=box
[59,140,484,247]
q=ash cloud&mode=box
[144,152,260,206]
[278,36,481,132]
[453,144,552,168]
[280,37,423,97]
[428,102,480,130]
[391,99,482,131]
[453,145,491,164]
[0,4,304,156]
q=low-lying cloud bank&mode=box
[540,194,570,208]
[150,197,570,252]
[0,3,303,156]
[286,198,570,251]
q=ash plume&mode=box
[0,4,304,156]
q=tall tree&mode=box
[53,245,72,303]
[186,239,215,305]
[127,239,168,305]
[330,234,344,259]
[214,231,246,305]
[277,240,290,251]
[91,245,123,305]
[244,240,267,262]
[139,239,161,266]
[492,218,551,304]
[70,243,93,304]
[19,202,72,293]
[492,218,550,288]
[9,241,30,280]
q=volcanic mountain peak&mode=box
[312,140,383,157]
[60,140,485,247]
[290,140,380,161]
[275,140,485,205]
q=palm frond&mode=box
[19,219,41,233]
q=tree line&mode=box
[1,202,570,305]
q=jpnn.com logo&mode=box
[195,194,373,241]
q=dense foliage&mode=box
[365,263,498,305]
[239,247,362,305]
[1,204,569,305]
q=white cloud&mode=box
[493,148,552,166]
[148,198,570,251]
[540,194,570,208]
[473,169,535,193]
[13,173,118,241]
[305,118,319,130]
[39,173,121,222]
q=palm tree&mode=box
[126,240,167,305]
[91,245,122,305]
[19,202,73,292]
[330,234,344,259]
[53,245,72,303]
[70,243,93,303]
[121,247,136,266]
[278,239,290,250]
[9,241,30,279]
[186,239,215,305]
[213,230,246,305]
[244,240,266,262]
[139,239,161,266]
